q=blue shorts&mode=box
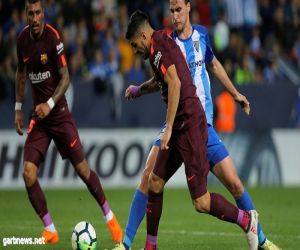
[153,124,228,168]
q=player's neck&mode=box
[177,23,193,40]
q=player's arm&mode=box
[35,66,70,119]
[161,64,181,150]
[51,66,70,103]
[207,57,250,115]
[15,66,27,135]
[125,76,160,100]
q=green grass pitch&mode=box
[0,187,299,249]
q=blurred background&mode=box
[0,0,300,188]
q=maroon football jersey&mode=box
[149,30,205,128]
[17,24,68,109]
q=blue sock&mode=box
[235,189,266,245]
[123,189,148,248]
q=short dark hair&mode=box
[126,10,149,40]
[25,0,44,9]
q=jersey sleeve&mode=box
[154,34,179,76]
[48,25,67,69]
[204,28,214,63]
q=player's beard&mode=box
[140,43,149,60]
[30,23,43,38]
[143,51,149,60]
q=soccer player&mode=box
[14,0,122,245]
[113,2,281,250]
[122,10,259,250]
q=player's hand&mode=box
[125,85,141,100]
[35,103,51,119]
[15,110,24,136]
[234,93,250,115]
[160,128,172,150]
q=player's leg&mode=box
[23,161,59,244]
[192,191,258,250]
[144,144,182,250]
[69,148,123,243]
[208,126,281,249]
[23,123,59,244]
[53,113,122,243]
[113,128,165,250]
[117,146,159,250]
[182,122,258,249]
[144,172,165,250]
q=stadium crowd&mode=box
[0,0,300,124]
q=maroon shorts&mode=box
[153,117,209,200]
[23,106,84,167]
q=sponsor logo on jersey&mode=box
[40,53,48,65]
[28,71,51,84]
[193,40,199,52]
[189,59,203,70]
[56,42,64,54]
[153,51,162,69]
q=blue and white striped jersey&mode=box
[172,24,214,125]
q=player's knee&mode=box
[139,163,153,193]
[148,173,164,193]
[22,162,38,186]
[139,173,149,193]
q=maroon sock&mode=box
[147,190,163,237]
[209,192,239,224]
[84,170,106,207]
[26,180,48,219]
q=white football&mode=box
[71,221,97,250]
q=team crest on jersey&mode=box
[40,53,48,65]
[193,40,199,52]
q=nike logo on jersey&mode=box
[23,57,30,63]
[187,174,195,182]
[70,138,78,148]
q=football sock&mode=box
[123,189,148,248]
[209,192,240,223]
[235,190,265,244]
[145,235,157,248]
[237,209,251,231]
[43,213,56,232]
[102,202,113,222]
[84,170,106,209]
[147,190,163,237]
[26,180,48,220]
[44,223,56,232]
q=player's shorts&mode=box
[153,124,229,169]
[23,106,84,167]
[207,125,229,168]
[153,116,210,200]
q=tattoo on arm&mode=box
[140,76,160,94]
[15,68,26,103]
[51,66,70,103]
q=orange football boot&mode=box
[106,214,123,243]
[42,230,59,244]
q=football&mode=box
[71,221,97,250]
